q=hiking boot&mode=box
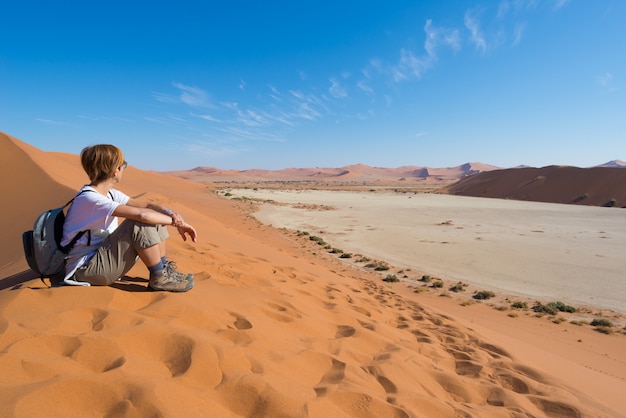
[164,261,194,283]
[148,263,194,292]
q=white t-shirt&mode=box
[62,185,130,285]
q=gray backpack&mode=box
[22,190,91,286]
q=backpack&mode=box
[22,190,91,286]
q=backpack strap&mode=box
[60,188,97,253]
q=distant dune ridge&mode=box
[1,130,624,417]
[169,162,626,209]
[442,165,626,207]
[167,162,500,183]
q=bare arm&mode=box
[127,198,185,227]
[114,204,197,243]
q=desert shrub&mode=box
[449,282,466,292]
[339,253,352,259]
[374,263,390,271]
[309,235,326,245]
[473,290,495,300]
[296,230,310,236]
[590,318,613,328]
[533,301,576,315]
[383,274,399,283]
[330,248,344,254]
[552,317,567,324]
[356,257,370,263]
[508,312,519,318]
[511,301,528,309]
[603,198,617,207]
[224,192,233,197]
[573,193,588,203]
[420,275,432,283]
[432,280,444,288]
[570,320,588,326]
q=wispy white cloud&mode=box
[329,78,348,98]
[386,20,461,82]
[598,72,618,92]
[36,118,76,127]
[392,49,428,81]
[464,8,488,53]
[193,113,221,122]
[424,19,461,57]
[512,22,526,46]
[78,115,131,122]
[357,80,374,96]
[172,82,212,108]
[552,0,570,11]
[218,126,286,142]
[184,142,249,158]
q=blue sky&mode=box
[1,0,624,171]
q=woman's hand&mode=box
[176,222,198,242]
[169,211,185,227]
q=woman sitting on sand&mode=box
[61,144,197,292]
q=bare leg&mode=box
[137,244,162,268]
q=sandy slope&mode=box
[0,131,623,417]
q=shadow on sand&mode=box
[0,271,152,293]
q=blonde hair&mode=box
[81,144,125,183]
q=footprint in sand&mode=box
[315,358,346,396]
[334,325,356,338]
[229,312,253,330]
[454,360,483,377]
[364,365,398,402]
[529,396,583,418]
[160,334,194,377]
[494,371,531,394]
[260,302,302,322]
[91,309,109,331]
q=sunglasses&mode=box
[119,161,128,170]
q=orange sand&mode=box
[1,131,624,417]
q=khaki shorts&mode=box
[75,220,169,286]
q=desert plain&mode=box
[228,188,626,314]
[1,130,625,417]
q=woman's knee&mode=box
[133,222,169,249]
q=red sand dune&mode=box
[441,166,626,207]
[1,131,624,417]
[167,162,499,184]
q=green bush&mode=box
[419,275,432,283]
[511,301,528,309]
[603,198,617,207]
[473,290,495,300]
[309,235,326,245]
[383,274,399,283]
[330,248,344,254]
[532,301,576,315]
[449,282,466,292]
[339,253,352,258]
[590,318,613,327]
[432,280,444,288]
